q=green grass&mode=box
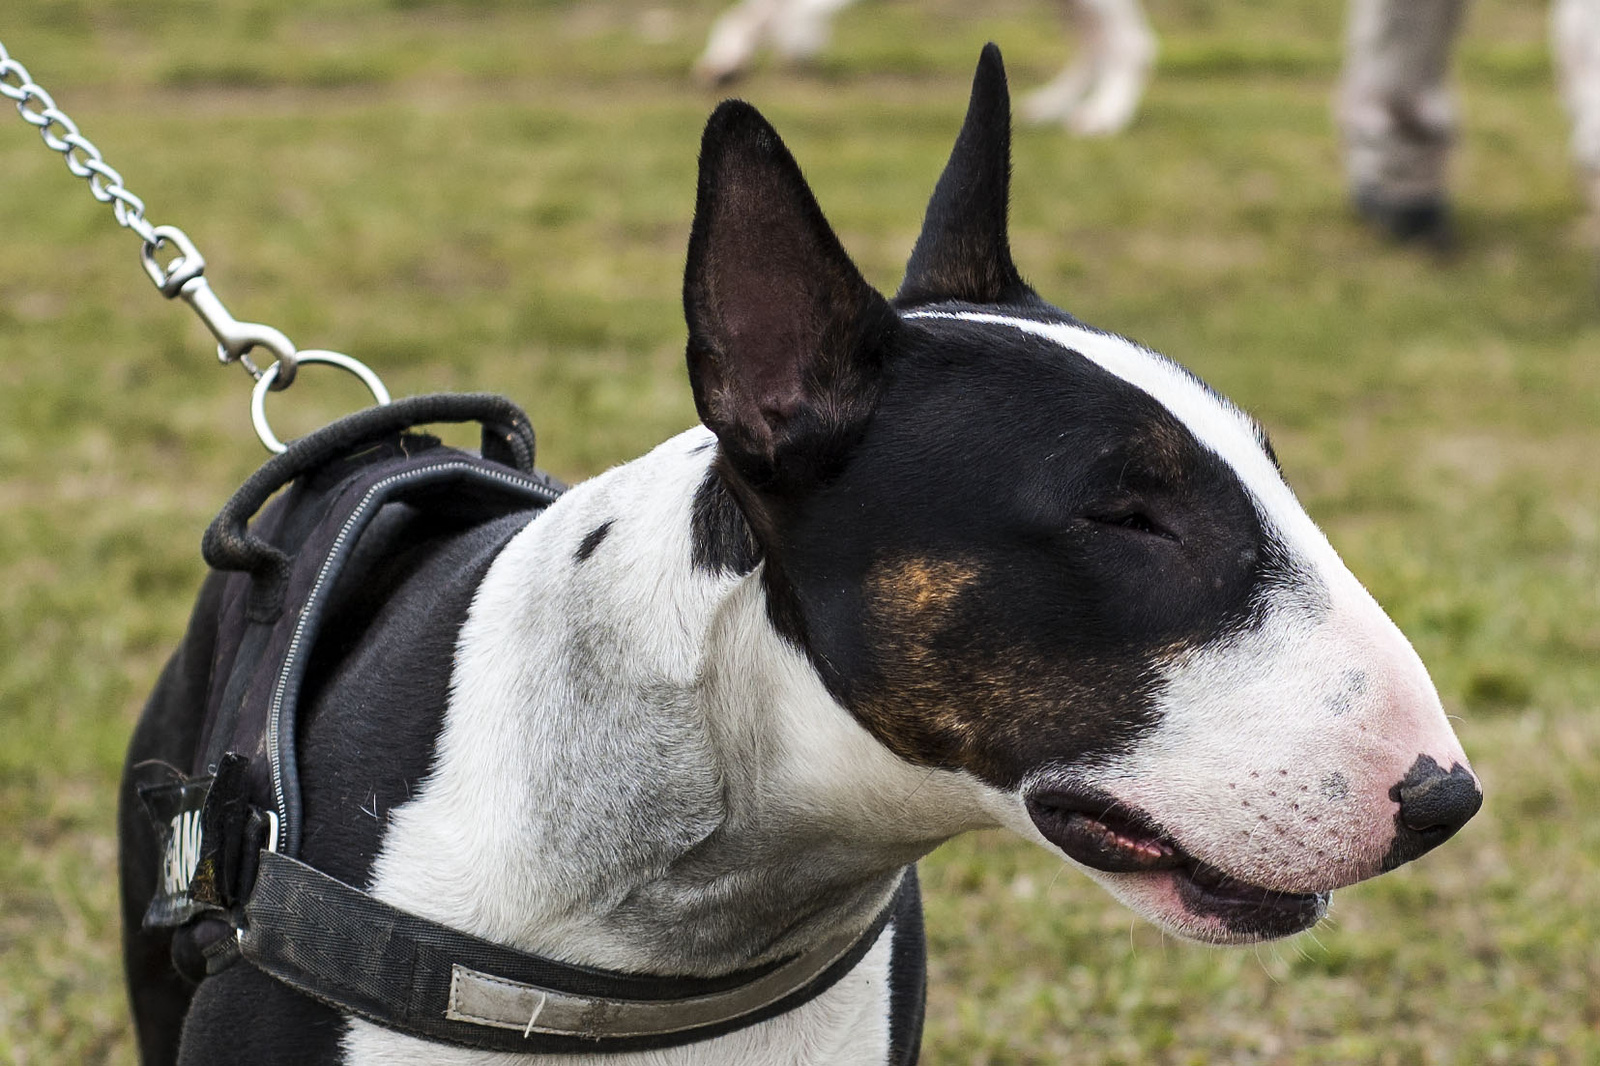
[2,0,1597,1061]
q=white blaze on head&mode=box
[905,309,1337,572]
[905,309,1474,890]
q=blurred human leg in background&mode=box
[1337,0,1469,246]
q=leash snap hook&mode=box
[141,224,300,390]
[140,223,206,296]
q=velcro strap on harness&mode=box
[240,851,912,1054]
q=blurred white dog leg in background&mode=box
[694,0,860,83]
[1021,0,1156,136]
[694,0,1156,137]
[1553,0,1600,220]
[768,0,861,62]
[695,0,789,84]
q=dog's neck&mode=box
[367,427,1000,977]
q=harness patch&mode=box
[165,809,204,896]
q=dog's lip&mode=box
[1025,790,1186,874]
[1025,788,1327,927]
[1170,865,1330,932]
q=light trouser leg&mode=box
[1337,0,1470,239]
[1553,0,1600,219]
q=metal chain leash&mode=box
[0,38,158,243]
[1,36,389,452]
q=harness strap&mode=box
[240,851,911,1054]
[203,392,546,623]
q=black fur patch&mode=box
[895,43,1039,309]
[766,314,1308,789]
[690,466,760,577]
[575,519,615,563]
[683,99,900,493]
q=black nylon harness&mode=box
[135,394,919,1055]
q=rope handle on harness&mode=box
[202,393,540,602]
[1,37,389,453]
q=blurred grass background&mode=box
[1,0,1596,1062]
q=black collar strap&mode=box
[239,850,912,1054]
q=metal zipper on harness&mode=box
[263,462,562,856]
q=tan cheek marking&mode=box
[870,558,981,619]
[857,555,1161,788]
[852,557,986,765]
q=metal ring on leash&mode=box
[251,351,392,454]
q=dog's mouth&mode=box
[1025,788,1328,939]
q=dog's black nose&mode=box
[1382,755,1483,871]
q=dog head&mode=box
[682,45,1480,943]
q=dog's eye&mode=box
[1088,511,1179,543]
[1114,513,1158,534]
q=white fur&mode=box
[346,427,1002,1065]
[1554,0,1600,206]
[694,0,858,81]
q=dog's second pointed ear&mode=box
[685,101,898,490]
[895,44,1038,309]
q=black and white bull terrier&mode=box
[120,44,1481,1066]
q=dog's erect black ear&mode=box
[895,44,1038,309]
[685,100,898,489]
